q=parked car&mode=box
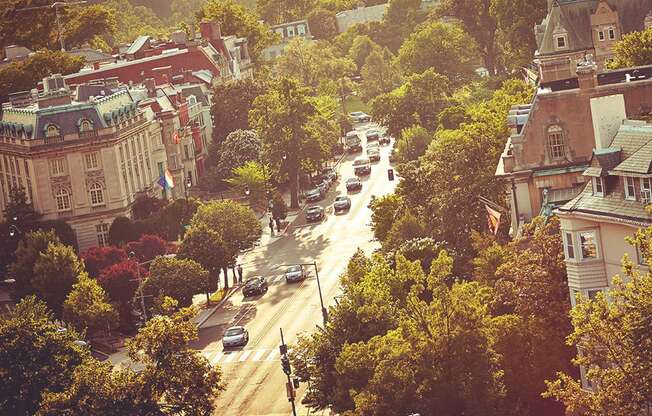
[285,265,307,283]
[306,206,325,222]
[317,179,329,194]
[345,131,362,153]
[366,141,379,150]
[367,148,380,162]
[322,167,338,182]
[222,326,249,348]
[333,195,351,213]
[353,157,371,176]
[379,134,391,145]
[366,129,380,141]
[242,276,268,297]
[349,111,371,123]
[346,177,362,192]
[305,188,323,202]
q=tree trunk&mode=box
[290,171,299,209]
[222,266,229,289]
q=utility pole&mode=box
[280,328,298,416]
[15,1,88,52]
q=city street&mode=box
[190,124,398,416]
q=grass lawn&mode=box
[343,95,370,115]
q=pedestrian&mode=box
[269,217,275,235]
[237,264,243,283]
[275,217,282,233]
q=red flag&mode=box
[486,205,501,235]
[172,130,180,144]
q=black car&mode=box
[346,177,362,192]
[333,195,351,213]
[366,129,380,141]
[353,158,371,176]
[242,276,268,297]
[379,135,391,145]
[306,206,325,222]
[305,187,323,202]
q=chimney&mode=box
[170,30,188,45]
[590,94,626,149]
[144,78,156,97]
[577,58,598,90]
[183,69,194,83]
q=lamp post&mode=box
[8,224,21,238]
[128,251,149,322]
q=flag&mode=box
[172,130,181,144]
[157,169,175,190]
[486,205,501,235]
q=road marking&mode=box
[222,351,238,363]
[252,349,267,361]
[210,351,224,365]
[238,350,253,362]
[265,349,279,361]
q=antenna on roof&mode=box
[14,1,88,52]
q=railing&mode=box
[79,130,98,139]
[44,135,64,145]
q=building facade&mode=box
[262,20,313,60]
[335,4,389,33]
[534,0,652,83]
[0,75,168,250]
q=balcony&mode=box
[44,135,64,145]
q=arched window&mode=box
[55,188,71,212]
[546,125,566,160]
[89,182,105,206]
[79,119,92,132]
[45,124,60,138]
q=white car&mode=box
[222,326,249,348]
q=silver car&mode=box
[285,265,307,283]
[222,326,249,348]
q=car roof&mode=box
[346,177,360,182]
[307,205,322,210]
[226,326,244,331]
[335,195,349,200]
[367,148,379,153]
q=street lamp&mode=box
[8,224,21,237]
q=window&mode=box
[45,124,60,138]
[287,26,295,37]
[55,188,71,212]
[598,30,605,41]
[79,119,92,132]
[579,231,598,259]
[641,177,651,203]
[592,177,604,197]
[556,35,566,48]
[49,158,66,176]
[564,232,575,260]
[587,289,602,300]
[84,152,99,170]
[96,223,109,247]
[547,125,565,160]
[625,176,636,200]
[275,28,284,37]
[608,28,615,40]
[636,244,647,266]
[89,183,104,206]
[297,24,306,35]
[184,144,190,160]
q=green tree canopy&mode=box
[394,125,433,164]
[63,274,118,334]
[205,129,261,190]
[8,229,60,300]
[144,256,210,307]
[210,79,267,144]
[226,160,272,209]
[348,35,380,71]
[307,7,339,40]
[397,21,477,86]
[609,27,652,69]
[0,296,89,416]
[359,46,402,101]
[256,0,316,25]
[491,0,547,68]
[178,224,230,290]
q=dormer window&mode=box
[592,177,604,197]
[641,177,651,203]
[624,176,636,200]
[546,125,566,160]
[79,119,92,132]
[556,35,567,49]
[45,124,60,138]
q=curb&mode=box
[197,284,242,328]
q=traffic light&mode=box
[292,377,300,388]
[281,355,292,375]
[388,169,395,181]
[279,344,288,355]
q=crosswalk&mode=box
[203,347,288,366]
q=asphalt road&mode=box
[191,124,398,416]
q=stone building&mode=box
[534,0,652,83]
[262,20,313,60]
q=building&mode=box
[335,3,388,33]
[262,20,313,60]
[534,0,652,83]
[64,21,252,89]
[554,119,652,389]
[0,75,168,250]
[496,61,652,235]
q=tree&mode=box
[62,5,116,50]
[609,27,652,69]
[108,216,137,246]
[158,198,199,240]
[370,69,453,138]
[210,80,267,145]
[38,220,78,251]
[103,0,167,45]
[394,125,433,163]
[226,161,271,210]
[198,0,277,60]
[63,274,118,334]
[0,296,89,416]
[178,225,230,291]
[0,50,84,103]
[369,193,403,242]
[126,306,224,415]
[97,260,141,326]
[32,242,86,315]
[491,0,547,69]
[191,200,262,254]
[80,246,127,278]
[382,211,427,253]
[348,35,380,71]
[8,230,60,300]
[131,195,166,220]
[250,77,340,207]
[205,129,261,190]
[270,190,288,220]
[307,8,338,40]
[545,232,652,415]
[124,234,167,263]
[397,21,477,86]
[256,0,316,25]
[3,186,41,228]
[360,46,402,101]
[436,0,499,75]
[375,0,425,52]
[144,256,210,307]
